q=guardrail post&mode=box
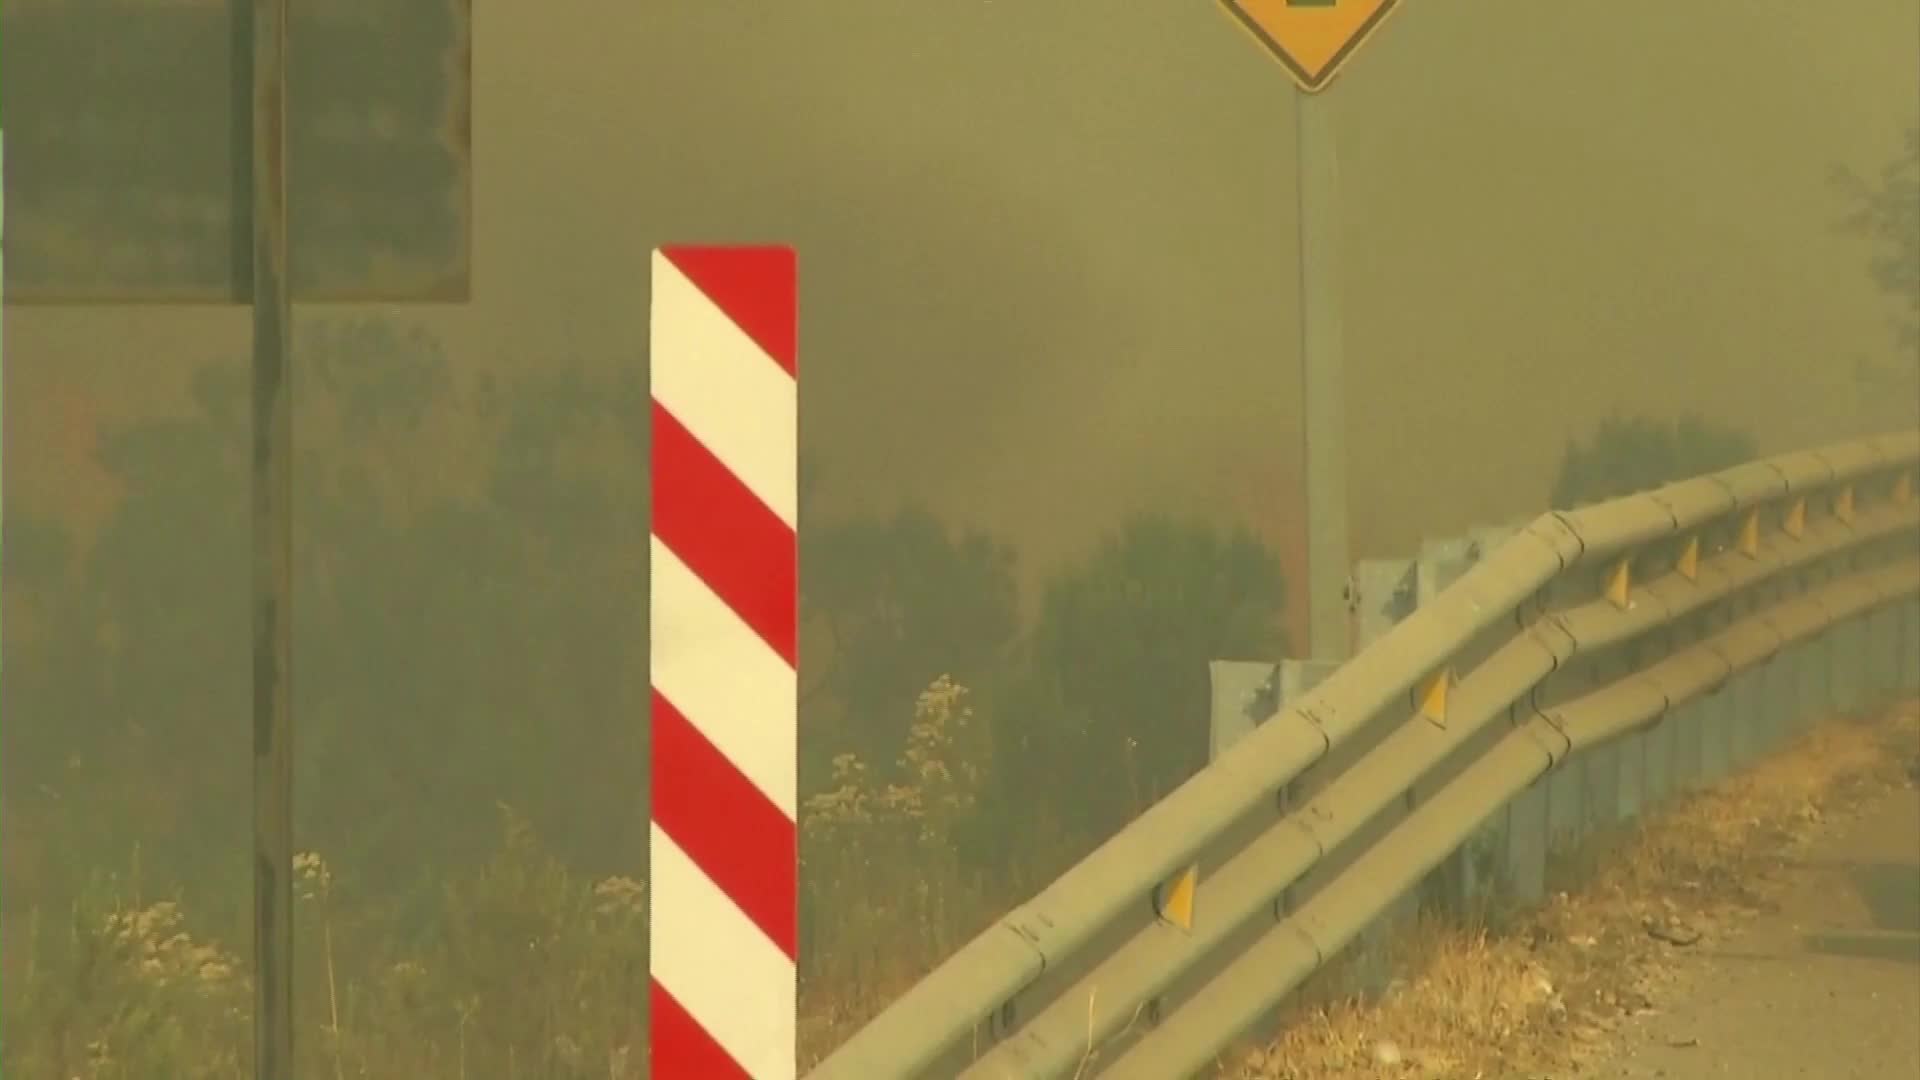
[1642,695,1673,806]
[1786,531,1831,735]
[1342,556,1419,992]
[1501,755,1550,908]
[1209,660,1280,761]
[1822,512,1864,710]
[1412,538,1466,914]
[1410,534,1514,917]
[1205,654,1335,1022]
[1614,695,1648,823]
[1763,578,1811,746]
[1544,715,1588,845]
[1891,590,1917,694]
[1732,654,1769,768]
[1699,517,1747,790]
[1791,622,1829,736]
[1814,522,1855,720]
[1638,630,1674,812]
[1698,657,1737,784]
[1583,560,1632,836]
[1353,557,1418,645]
[1208,658,1338,760]
[1667,685,1703,793]
[1817,605,1842,734]
[1540,557,1589,853]
[1581,721,1622,837]
[1865,594,1904,698]
[1469,528,1534,913]
[1464,524,1528,916]
[1828,609,1868,715]
[1757,650,1794,752]
[1619,573,1681,825]
[1902,594,1920,693]
[1662,584,1715,800]
[1207,657,1334,892]
[1456,523,1549,912]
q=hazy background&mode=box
[11,0,1918,627]
[3,1,1916,1073]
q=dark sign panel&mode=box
[2,0,470,303]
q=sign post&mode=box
[1218,0,1398,663]
[1,3,471,1074]
[249,0,296,1073]
[1,130,6,710]
[1294,86,1350,664]
[648,247,800,1079]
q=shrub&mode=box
[2,812,648,1079]
[1549,414,1758,510]
[1006,514,1289,843]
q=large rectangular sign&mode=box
[1,0,471,303]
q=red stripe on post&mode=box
[651,400,798,665]
[650,689,798,958]
[659,245,799,376]
[651,980,755,1080]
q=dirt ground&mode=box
[1225,696,1920,1080]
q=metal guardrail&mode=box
[805,431,1920,1080]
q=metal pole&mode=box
[1294,86,1351,662]
[1,132,7,707]
[1,132,7,704]
[250,0,295,1072]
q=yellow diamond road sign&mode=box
[1221,0,1399,92]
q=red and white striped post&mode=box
[648,246,799,1079]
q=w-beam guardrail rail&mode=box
[804,431,1920,1080]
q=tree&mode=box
[293,342,650,891]
[1837,126,1920,350]
[10,319,653,926]
[1835,126,1920,416]
[17,361,258,915]
[0,510,98,889]
[799,507,1020,794]
[1006,514,1288,841]
[0,509,74,595]
[1549,414,1758,509]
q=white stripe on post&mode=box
[649,536,799,816]
[650,823,799,1078]
[650,251,800,527]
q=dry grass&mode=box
[1224,697,1920,1080]
[7,676,1016,1079]
[15,682,1913,1078]
[796,676,1042,1066]
[4,803,653,1079]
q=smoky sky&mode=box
[7,0,1917,634]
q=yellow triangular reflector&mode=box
[1738,510,1760,558]
[1415,668,1453,728]
[1783,497,1806,539]
[1157,865,1198,931]
[1676,536,1699,582]
[1604,557,1632,610]
[1833,485,1855,524]
[1896,472,1914,505]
